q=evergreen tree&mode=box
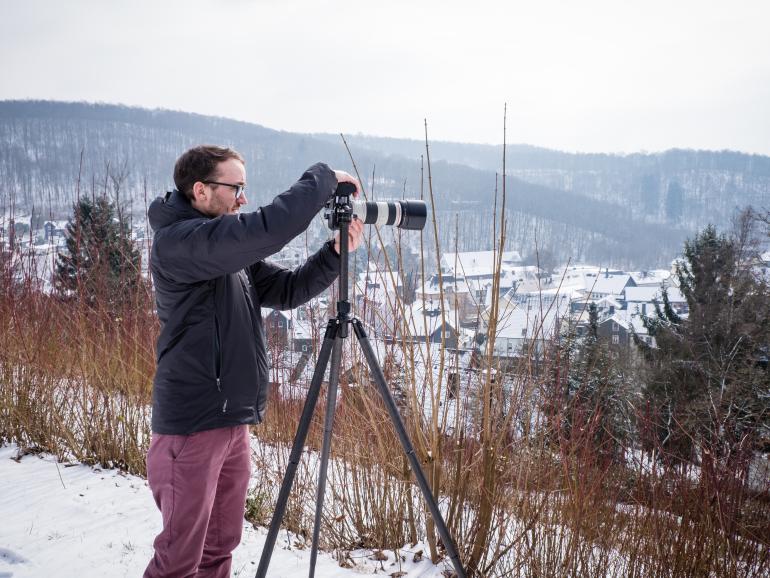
[548,306,633,466]
[588,301,599,339]
[640,221,770,469]
[567,325,632,464]
[55,195,142,309]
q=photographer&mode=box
[143,145,364,578]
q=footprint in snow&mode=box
[0,546,29,565]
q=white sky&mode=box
[2,0,769,155]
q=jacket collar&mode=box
[148,189,208,232]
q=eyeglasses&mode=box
[203,180,246,200]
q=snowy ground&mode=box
[0,444,448,578]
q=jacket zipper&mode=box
[214,314,228,413]
[242,270,262,418]
[214,314,222,391]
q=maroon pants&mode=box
[144,425,251,578]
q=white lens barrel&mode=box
[351,200,402,227]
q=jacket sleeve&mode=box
[249,240,340,310]
[154,163,337,283]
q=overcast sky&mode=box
[2,0,769,155]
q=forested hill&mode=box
[1,100,766,268]
[316,134,770,232]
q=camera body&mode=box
[325,182,427,231]
[325,182,357,230]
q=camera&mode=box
[325,182,427,231]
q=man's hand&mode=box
[333,217,365,255]
[333,170,362,198]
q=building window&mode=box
[612,335,619,345]
[521,328,527,337]
[612,322,619,333]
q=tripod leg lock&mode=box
[352,318,366,339]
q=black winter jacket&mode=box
[147,163,340,435]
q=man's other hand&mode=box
[333,217,364,255]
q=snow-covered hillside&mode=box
[0,444,448,578]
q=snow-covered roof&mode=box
[593,295,622,309]
[402,299,458,338]
[356,269,404,305]
[417,279,442,298]
[603,311,651,335]
[628,269,671,286]
[4,214,32,229]
[464,276,495,293]
[494,298,570,340]
[358,269,402,287]
[442,250,522,277]
[586,274,634,296]
[624,286,685,303]
[550,266,603,292]
[262,307,293,321]
[513,284,585,301]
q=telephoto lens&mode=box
[350,200,427,230]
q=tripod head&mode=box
[324,182,358,231]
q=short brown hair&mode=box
[173,145,245,201]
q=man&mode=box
[144,145,364,577]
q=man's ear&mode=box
[191,181,207,205]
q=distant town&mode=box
[7,212,768,371]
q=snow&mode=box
[0,444,447,578]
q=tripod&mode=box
[255,190,466,578]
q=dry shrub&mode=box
[0,239,155,472]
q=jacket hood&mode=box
[148,190,206,232]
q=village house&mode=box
[43,220,68,244]
[355,268,406,336]
[623,285,688,317]
[396,298,460,349]
[570,294,621,318]
[488,294,571,359]
[597,311,654,348]
[416,273,479,328]
[263,305,323,353]
[443,250,525,292]
[263,309,293,349]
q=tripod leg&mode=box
[352,319,466,578]
[256,320,338,578]
[309,335,342,577]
